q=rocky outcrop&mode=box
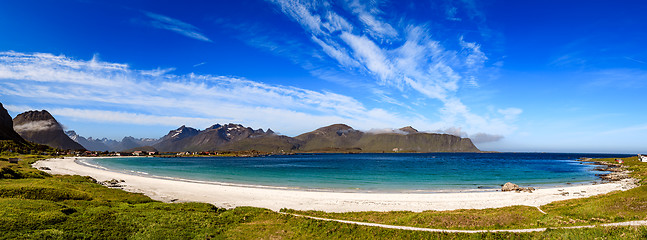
[501,182,535,193]
[100,179,125,188]
[579,158,633,182]
[398,126,419,134]
[13,110,84,150]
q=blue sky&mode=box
[1,0,646,153]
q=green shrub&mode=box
[0,186,92,201]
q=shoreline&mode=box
[33,157,639,212]
[74,158,596,194]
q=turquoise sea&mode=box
[82,153,629,192]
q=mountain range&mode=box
[5,105,480,153]
[65,131,159,152]
[66,123,479,153]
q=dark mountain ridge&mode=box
[151,123,479,153]
[0,103,26,143]
[153,123,285,152]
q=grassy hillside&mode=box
[1,154,646,239]
[355,133,479,152]
[0,140,56,155]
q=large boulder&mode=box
[501,182,519,191]
[501,182,535,193]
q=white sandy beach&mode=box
[33,157,638,212]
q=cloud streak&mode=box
[262,0,515,137]
[143,11,212,42]
[0,51,429,135]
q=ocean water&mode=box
[82,153,629,192]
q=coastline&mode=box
[33,157,639,212]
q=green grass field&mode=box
[1,154,646,239]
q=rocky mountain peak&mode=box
[12,109,84,150]
[65,130,79,140]
[399,126,419,134]
[13,110,62,132]
[313,124,355,135]
[13,110,56,124]
[165,125,200,140]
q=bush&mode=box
[0,186,92,201]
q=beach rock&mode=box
[521,187,535,193]
[501,182,519,191]
[101,178,123,188]
[599,172,630,181]
[501,182,534,193]
[85,176,98,183]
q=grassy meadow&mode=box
[285,156,647,231]
[1,154,646,239]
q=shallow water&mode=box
[83,152,628,192]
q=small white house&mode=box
[639,154,647,163]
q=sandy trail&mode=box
[283,213,647,233]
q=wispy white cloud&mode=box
[261,0,517,138]
[192,62,206,67]
[600,123,647,135]
[470,133,504,143]
[266,0,324,35]
[143,11,212,42]
[346,0,398,39]
[445,6,461,21]
[5,104,215,128]
[0,51,428,135]
[583,69,647,89]
[625,56,647,65]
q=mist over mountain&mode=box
[13,110,84,150]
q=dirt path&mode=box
[283,213,647,233]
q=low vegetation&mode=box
[1,154,646,239]
[285,156,647,230]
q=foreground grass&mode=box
[285,156,647,231]
[1,154,646,239]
